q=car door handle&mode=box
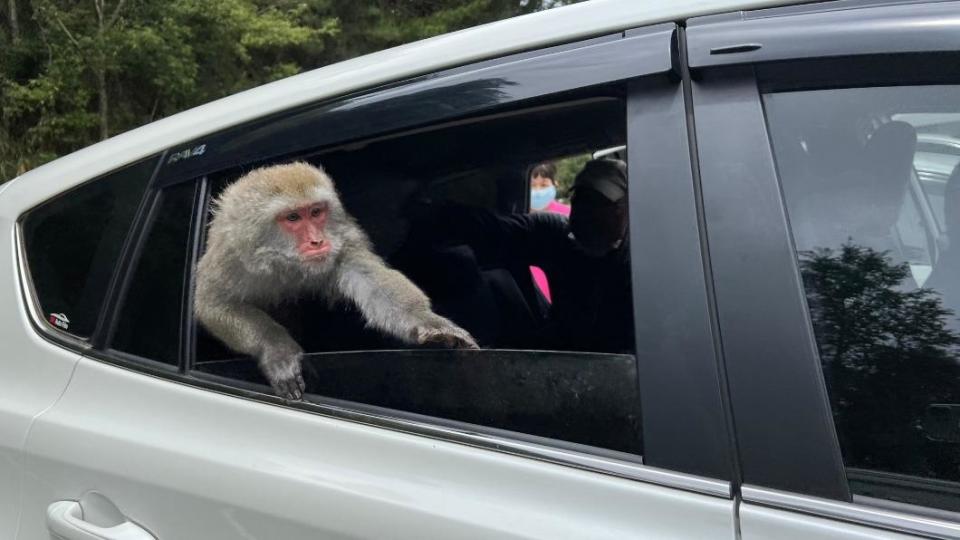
[47,500,157,540]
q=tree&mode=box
[312,0,562,63]
[2,0,337,180]
[33,0,133,139]
[8,0,20,44]
[1,0,582,182]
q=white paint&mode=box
[47,500,156,540]
[0,202,83,537]
[740,504,925,539]
[17,359,736,539]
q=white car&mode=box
[3,0,960,539]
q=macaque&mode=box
[195,162,478,399]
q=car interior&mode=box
[190,92,644,453]
[767,86,959,290]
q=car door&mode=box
[13,24,741,540]
[688,1,960,538]
[0,188,86,539]
[0,156,159,539]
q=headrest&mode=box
[573,159,628,203]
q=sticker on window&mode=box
[48,313,70,331]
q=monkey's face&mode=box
[276,201,333,262]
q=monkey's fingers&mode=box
[287,373,304,400]
[293,361,306,398]
[272,379,290,400]
[285,381,302,401]
[444,325,479,349]
[444,329,478,349]
[272,375,303,401]
[437,329,480,350]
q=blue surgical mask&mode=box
[531,185,556,210]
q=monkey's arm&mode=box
[336,250,479,349]
[195,298,306,399]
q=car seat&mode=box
[791,120,917,260]
[923,162,960,327]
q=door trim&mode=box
[743,485,960,539]
[687,0,960,69]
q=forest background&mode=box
[1,0,580,183]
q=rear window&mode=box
[21,158,155,338]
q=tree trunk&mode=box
[8,0,19,44]
[97,67,109,139]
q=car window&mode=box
[110,181,198,365]
[764,84,960,513]
[190,93,645,455]
[21,158,156,338]
[895,113,960,234]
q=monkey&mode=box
[194,162,479,400]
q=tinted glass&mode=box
[111,182,197,365]
[765,85,960,513]
[22,158,155,338]
[193,95,644,455]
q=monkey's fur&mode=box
[195,162,478,399]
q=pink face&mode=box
[276,202,332,260]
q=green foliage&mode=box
[1,0,581,182]
[553,152,591,201]
[1,0,341,179]
[318,0,556,60]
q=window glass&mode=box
[111,182,197,365]
[895,112,960,234]
[22,158,155,338]
[765,85,960,513]
[192,94,645,455]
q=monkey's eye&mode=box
[310,206,324,218]
[285,212,301,222]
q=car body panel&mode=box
[16,357,737,540]
[0,199,83,536]
[740,505,922,540]
[691,0,960,537]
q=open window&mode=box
[189,89,643,455]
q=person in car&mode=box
[529,162,571,216]
[528,161,570,303]
[418,158,633,353]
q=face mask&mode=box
[531,185,557,211]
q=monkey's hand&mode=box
[260,344,306,400]
[415,317,480,350]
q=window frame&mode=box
[688,0,960,535]
[102,179,202,369]
[153,25,675,187]
[16,23,737,499]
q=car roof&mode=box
[5,0,812,200]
